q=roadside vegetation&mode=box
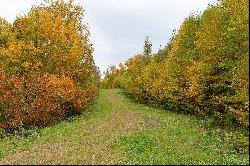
[0,0,101,132]
[102,0,249,153]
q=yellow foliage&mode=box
[0,0,99,131]
[102,0,249,128]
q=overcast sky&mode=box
[0,0,217,75]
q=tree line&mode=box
[0,0,100,132]
[102,0,249,129]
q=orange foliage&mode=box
[0,0,99,132]
[0,72,97,131]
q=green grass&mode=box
[0,90,112,160]
[112,89,249,165]
[0,89,249,165]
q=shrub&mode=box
[0,72,96,132]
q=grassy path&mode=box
[0,89,248,164]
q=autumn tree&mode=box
[102,0,249,128]
[0,0,99,131]
[143,36,152,58]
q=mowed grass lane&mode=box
[0,89,248,164]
